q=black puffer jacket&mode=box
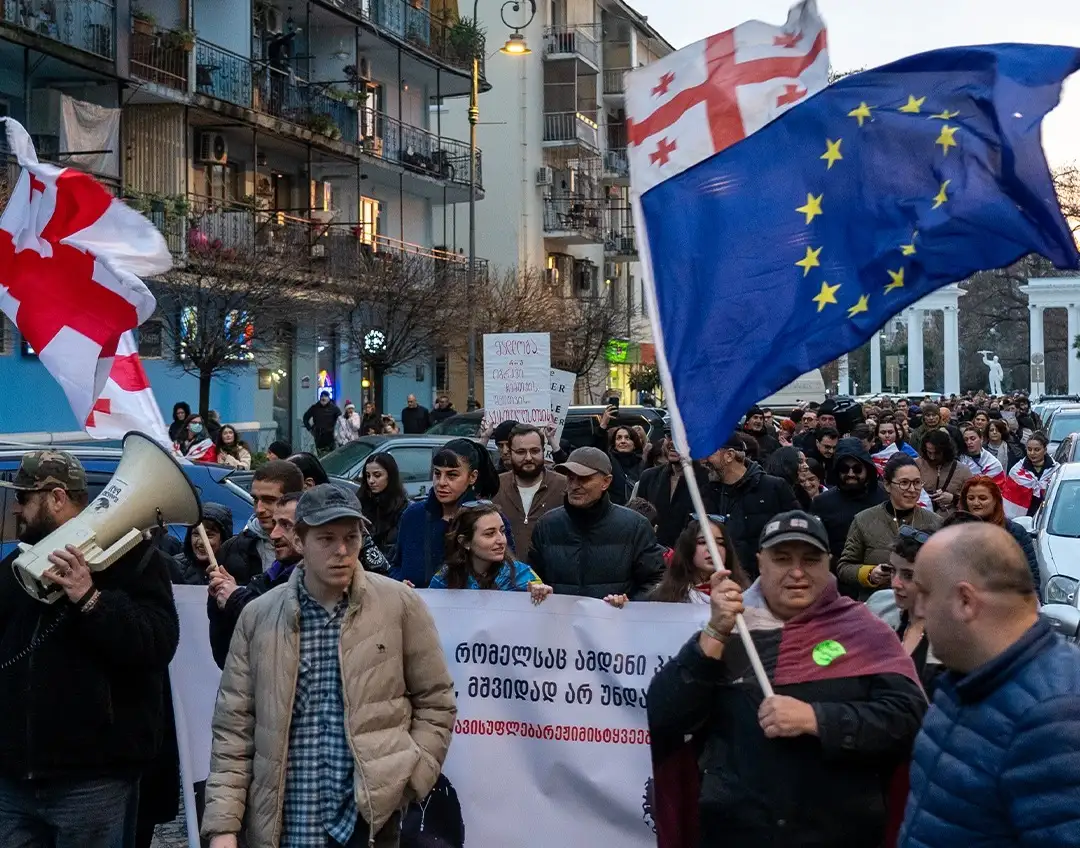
[810,438,887,563]
[0,541,179,780]
[528,495,665,599]
[707,462,799,578]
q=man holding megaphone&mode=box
[0,449,180,848]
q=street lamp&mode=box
[466,0,537,411]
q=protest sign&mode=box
[482,333,551,426]
[549,367,576,445]
[170,587,707,848]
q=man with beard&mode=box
[810,437,887,578]
[0,451,179,847]
[493,424,566,561]
[636,432,712,548]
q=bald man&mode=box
[900,524,1080,848]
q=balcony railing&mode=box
[603,148,629,181]
[543,111,600,149]
[543,195,603,242]
[603,68,629,96]
[604,207,637,257]
[543,25,600,68]
[130,23,189,92]
[195,41,254,108]
[2,0,116,59]
[358,108,480,190]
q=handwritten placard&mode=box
[483,333,552,426]
[549,368,576,445]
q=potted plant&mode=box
[447,16,485,63]
[304,113,341,140]
[132,7,155,37]
[165,27,196,52]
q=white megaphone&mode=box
[13,431,202,603]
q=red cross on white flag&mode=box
[625,0,829,194]
[0,118,172,438]
[85,331,172,445]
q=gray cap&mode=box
[555,446,612,477]
[758,510,829,553]
[294,483,365,527]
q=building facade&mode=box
[0,0,482,445]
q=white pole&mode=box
[630,193,773,698]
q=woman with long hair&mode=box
[916,428,971,517]
[959,475,1040,591]
[391,438,509,587]
[985,418,1022,471]
[648,516,749,603]
[765,446,812,509]
[971,409,991,439]
[872,417,918,461]
[358,453,409,557]
[604,423,646,505]
[215,425,252,470]
[1001,432,1056,519]
[430,502,552,602]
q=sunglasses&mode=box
[898,524,932,545]
[460,499,495,509]
[690,512,727,524]
[837,463,864,475]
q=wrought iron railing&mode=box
[543,111,600,149]
[543,195,603,241]
[195,41,254,108]
[543,25,600,68]
[603,206,637,256]
[358,107,480,190]
[255,68,360,145]
[2,0,116,59]
[603,68,629,95]
[603,148,629,180]
[130,23,189,91]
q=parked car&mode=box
[426,405,669,450]
[1014,461,1080,607]
[319,435,500,499]
[1041,404,1080,454]
[0,446,253,558]
[1054,433,1080,465]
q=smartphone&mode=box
[607,395,620,411]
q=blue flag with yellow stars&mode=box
[637,44,1080,459]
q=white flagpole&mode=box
[630,193,774,698]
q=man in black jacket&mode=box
[743,406,780,461]
[401,394,433,434]
[302,391,341,454]
[0,450,179,847]
[706,433,799,579]
[811,437,887,572]
[430,395,457,425]
[636,435,711,548]
[529,447,664,604]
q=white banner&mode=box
[482,333,551,427]
[171,586,708,847]
[549,367,576,445]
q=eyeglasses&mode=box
[898,524,932,545]
[837,463,863,475]
[460,499,495,509]
[890,480,922,491]
[690,512,727,524]
[511,448,544,458]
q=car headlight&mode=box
[1045,575,1079,606]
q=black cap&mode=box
[758,510,829,553]
[295,483,365,527]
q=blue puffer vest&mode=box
[900,618,1080,847]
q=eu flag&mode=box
[637,44,1080,458]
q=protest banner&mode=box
[482,332,551,426]
[170,587,707,848]
[549,367,576,444]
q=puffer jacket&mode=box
[201,567,456,844]
[527,494,665,599]
[810,438,887,563]
[900,618,1080,848]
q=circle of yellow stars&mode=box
[796,93,962,316]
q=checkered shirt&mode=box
[280,579,359,847]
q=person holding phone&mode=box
[596,402,645,505]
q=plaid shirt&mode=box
[280,579,359,847]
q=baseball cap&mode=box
[555,446,612,477]
[0,450,87,492]
[294,483,365,527]
[758,510,829,553]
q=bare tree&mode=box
[552,292,621,378]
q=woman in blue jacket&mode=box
[390,438,513,587]
[430,502,552,602]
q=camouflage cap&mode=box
[0,450,88,492]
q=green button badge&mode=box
[812,639,847,667]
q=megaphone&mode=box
[13,431,203,603]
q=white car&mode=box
[1015,461,1080,607]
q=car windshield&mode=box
[321,441,377,476]
[1048,480,1080,537]
[426,416,482,437]
[1049,412,1080,441]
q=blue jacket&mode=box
[901,618,1080,848]
[428,560,540,591]
[389,490,515,588]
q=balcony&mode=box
[603,68,629,97]
[602,148,629,184]
[542,111,600,150]
[543,195,603,244]
[604,208,637,259]
[2,0,116,59]
[543,25,600,71]
[359,108,481,191]
[130,22,189,92]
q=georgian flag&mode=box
[960,450,1006,487]
[1002,460,1053,519]
[0,118,171,429]
[84,331,172,445]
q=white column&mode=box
[907,308,924,394]
[1030,304,1044,396]
[837,354,850,395]
[1069,305,1080,395]
[943,306,960,396]
[870,332,882,394]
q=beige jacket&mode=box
[201,567,456,846]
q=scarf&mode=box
[1002,456,1055,518]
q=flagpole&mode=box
[630,193,774,698]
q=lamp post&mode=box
[466,0,537,411]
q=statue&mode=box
[980,350,1004,395]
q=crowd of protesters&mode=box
[4,387,1080,848]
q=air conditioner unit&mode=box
[358,56,373,81]
[536,166,554,186]
[264,7,284,35]
[196,132,228,165]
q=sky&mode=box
[629,0,1080,166]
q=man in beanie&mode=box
[743,406,780,461]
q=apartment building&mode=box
[0,0,481,443]
[438,0,672,403]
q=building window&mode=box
[435,351,450,391]
[627,273,634,312]
[202,163,240,202]
[358,196,381,245]
[138,320,164,359]
[640,279,647,316]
